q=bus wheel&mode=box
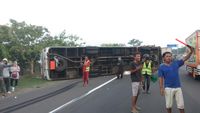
[56,57,67,72]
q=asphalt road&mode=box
[0,66,200,113]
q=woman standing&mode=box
[10,61,20,92]
[82,56,90,87]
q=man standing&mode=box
[117,57,124,79]
[158,45,193,113]
[141,55,154,94]
[2,58,11,94]
[82,56,91,87]
[0,61,7,97]
[130,52,142,113]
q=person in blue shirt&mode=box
[158,45,194,113]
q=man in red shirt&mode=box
[82,56,90,87]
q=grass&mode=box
[17,75,50,89]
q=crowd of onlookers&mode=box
[0,58,20,97]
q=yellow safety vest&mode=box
[84,60,90,72]
[142,62,152,75]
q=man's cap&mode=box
[143,54,150,60]
[2,58,8,62]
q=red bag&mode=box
[12,72,17,78]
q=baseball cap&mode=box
[2,58,8,62]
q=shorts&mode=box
[165,87,184,109]
[131,82,140,96]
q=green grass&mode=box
[17,75,49,89]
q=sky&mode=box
[0,0,200,47]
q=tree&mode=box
[0,19,86,75]
[172,46,186,55]
[65,34,85,47]
[8,19,50,75]
[0,25,11,58]
[100,43,126,47]
[128,39,143,46]
[177,46,186,54]
[56,30,85,47]
[40,30,85,47]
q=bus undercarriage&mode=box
[40,46,162,80]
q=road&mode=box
[0,67,200,113]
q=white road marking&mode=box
[49,77,117,113]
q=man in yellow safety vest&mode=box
[141,55,154,94]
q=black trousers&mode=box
[117,70,123,79]
[0,79,6,93]
[3,78,10,92]
[11,78,18,87]
[142,74,151,91]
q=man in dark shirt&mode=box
[0,59,11,96]
[117,57,124,79]
[130,52,143,113]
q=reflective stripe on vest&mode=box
[142,62,152,75]
[86,67,90,72]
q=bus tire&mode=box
[56,57,67,72]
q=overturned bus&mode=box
[40,46,162,80]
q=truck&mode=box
[185,30,200,80]
[40,46,162,80]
